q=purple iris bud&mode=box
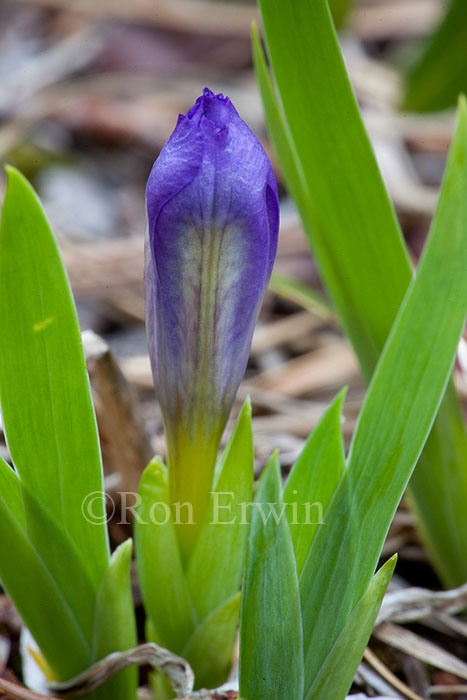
[145,88,279,551]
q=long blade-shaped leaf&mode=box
[0,464,91,679]
[0,166,109,589]
[269,273,333,318]
[255,1,411,375]
[183,593,241,690]
[0,459,24,526]
[187,399,253,620]
[93,541,138,700]
[408,382,467,586]
[403,0,467,112]
[299,100,467,695]
[255,0,467,588]
[283,389,346,574]
[135,458,196,654]
[308,556,396,700]
[328,0,350,28]
[239,454,303,700]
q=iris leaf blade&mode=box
[255,0,467,588]
[0,459,24,527]
[239,454,304,700]
[183,592,241,690]
[299,99,467,695]
[134,458,196,654]
[256,0,411,377]
[328,0,350,28]
[0,468,91,679]
[283,389,346,574]
[0,166,109,589]
[187,399,253,621]
[269,273,333,318]
[308,556,396,700]
[403,0,467,112]
[93,540,138,699]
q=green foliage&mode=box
[0,168,137,699]
[308,556,397,700]
[253,0,467,588]
[269,273,333,318]
[93,541,138,698]
[283,389,346,574]
[135,458,196,654]
[300,99,467,695]
[183,592,241,689]
[328,0,350,28]
[404,0,467,112]
[239,455,304,700]
[187,399,253,619]
[240,80,467,698]
[0,166,108,586]
[135,400,254,691]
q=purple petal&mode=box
[145,88,279,533]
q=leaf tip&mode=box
[2,166,36,211]
[256,449,282,499]
[110,538,133,568]
[334,385,348,408]
[381,553,398,579]
[240,394,252,419]
[4,164,25,190]
[457,94,467,133]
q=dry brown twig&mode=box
[376,582,467,625]
[49,643,193,698]
[363,648,425,700]
[0,676,62,700]
[374,623,467,680]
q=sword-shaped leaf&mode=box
[0,167,109,588]
[299,99,467,696]
[254,0,467,588]
[187,399,253,620]
[308,556,397,700]
[239,454,304,700]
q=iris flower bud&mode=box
[145,88,279,555]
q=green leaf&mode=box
[269,273,334,319]
[404,0,467,112]
[0,459,24,527]
[299,99,467,695]
[135,458,196,654]
[0,463,91,679]
[255,0,467,589]
[187,399,253,620]
[284,389,346,574]
[254,2,411,377]
[308,556,396,700]
[93,540,138,700]
[183,592,241,690]
[239,454,303,700]
[0,166,109,590]
[251,23,310,243]
[0,169,137,700]
[408,380,467,586]
[145,620,176,700]
[19,482,100,647]
[328,0,350,28]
